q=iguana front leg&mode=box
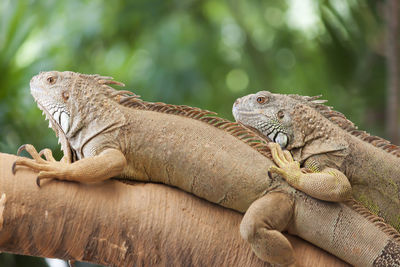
[12,144,127,186]
[267,143,351,202]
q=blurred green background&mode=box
[0,0,397,266]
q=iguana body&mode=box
[233,91,400,232]
[13,71,400,266]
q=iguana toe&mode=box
[268,165,284,176]
[267,142,290,167]
[16,144,42,161]
[39,148,56,162]
[283,150,294,162]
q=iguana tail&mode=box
[290,194,400,266]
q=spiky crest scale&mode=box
[93,76,272,158]
[288,94,400,158]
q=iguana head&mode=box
[232,91,296,148]
[30,71,76,136]
[30,71,126,161]
[233,91,331,150]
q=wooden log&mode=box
[0,153,348,266]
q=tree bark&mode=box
[0,153,347,267]
[385,0,399,144]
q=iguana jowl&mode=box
[232,90,400,232]
[12,71,400,266]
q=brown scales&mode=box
[97,77,400,241]
[289,94,400,157]
[118,89,400,242]
[345,199,400,242]
[94,75,272,158]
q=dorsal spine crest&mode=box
[98,81,273,158]
[289,94,400,158]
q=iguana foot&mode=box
[12,144,69,187]
[267,143,302,186]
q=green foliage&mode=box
[0,0,389,266]
[0,0,387,154]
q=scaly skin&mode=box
[12,71,400,266]
[233,91,400,232]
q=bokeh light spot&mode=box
[275,48,296,69]
[226,69,249,92]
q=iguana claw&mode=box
[13,144,42,176]
[13,144,37,175]
[16,144,28,156]
[11,162,17,175]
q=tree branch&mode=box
[0,153,347,266]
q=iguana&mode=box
[12,71,400,266]
[232,90,400,232]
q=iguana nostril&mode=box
[234,99,240,106]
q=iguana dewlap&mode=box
[233,90,400,232]
[13,71,400,266]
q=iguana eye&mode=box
[256,96,268,104]
[277,110,284,119]
[47,76,56,84]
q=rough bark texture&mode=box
[0,153,347,266]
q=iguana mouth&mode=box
[232,105,261,116]
[233,107,289,148]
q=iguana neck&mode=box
[287,104,348,163]
[288,103,400,230]
[66,80,126,160]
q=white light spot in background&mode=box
[226,69,249,92]
[15,37,43,68]
[45,258,68,267]
[286,0,322,37]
